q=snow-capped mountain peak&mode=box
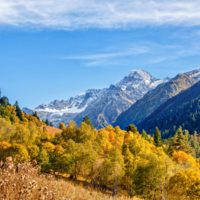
[22,69,171,128]
[116,69,169,99]
[116,69,156,90]
[184,69,200,82]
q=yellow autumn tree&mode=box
[173,151,200,169]
[59,122,66,130]
[167,169,200,200]
[0,141,11,160]
[7,143,30,160]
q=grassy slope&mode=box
[0,158,140,200]
[39,125,62,135]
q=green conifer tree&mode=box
[169,126,191,154]
[45,119,49,126]
[0,96,10,107]
[82,115,94,129]
[142,130,149,141]
[33,111,40,120]
[154,127,162,147]
[14,101,23,121]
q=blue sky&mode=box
[1,0,200,108]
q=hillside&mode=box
[0,158,139,200]
[138,80,200,138]
[113,73,195,130]
[39,125,62,135]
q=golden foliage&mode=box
[167,169,200,200]
[173,151,200,169]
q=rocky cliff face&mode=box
[73,84,135,129]
[113,73,196,130]
[23,69,168,128]
[23,89,102,127]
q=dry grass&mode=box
[0,157,140,200]
[39,125,62,135]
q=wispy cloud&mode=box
[62,48,148,60]
[61,46,148,67]
[1,0,200,29]
[150,57,172,64]
[84,61,102,67]
[84,60,120,67]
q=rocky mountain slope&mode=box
[113,73,196,130]
[73,84,135,128]
[23,69,168,128]
[23,89,102,127]
[137,79,200,137]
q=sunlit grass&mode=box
[0,157,140,200]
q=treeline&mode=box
[139,98,200,139]
[0,96,53,127]
[0,113,200,199]
[0,96,43,126]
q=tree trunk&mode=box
[74,175,77,181]
[91,167,95,187]
[113,176,118,196]
[69,173,74,179]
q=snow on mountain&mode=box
[184,69,200,82]
[73,84,135,129]
[23,89,103,127]
[114,73,196,130]
[117,69,157,91]
[23,69,170,128]
[116,69,170,101]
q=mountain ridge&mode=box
[23,69,168,128]
[113,72,198,130]
[137,79,200,137]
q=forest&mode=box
[0,96,200,199]
[138,80,200,139]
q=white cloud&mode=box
[63,47,148,60]
[1,0,200,29]
[150,57,171,64]
[62,45,148,67]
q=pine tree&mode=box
[0,96,10,107]
[169,126,191,154]
[33,111,40,120]
[142,130,149,142]
[14,101,23,121]
[50,122,53,127]
[176,127,191,153]
[154,127,162,147]
[82,116,94,129]
[45,119,49,126]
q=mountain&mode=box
[73,84,135,128]
[184,69,200,82]
[23,89,103,127]
[113,73,196,130]
[116,69,170,100]
[23,69,168,128]
[137,79,200,138]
